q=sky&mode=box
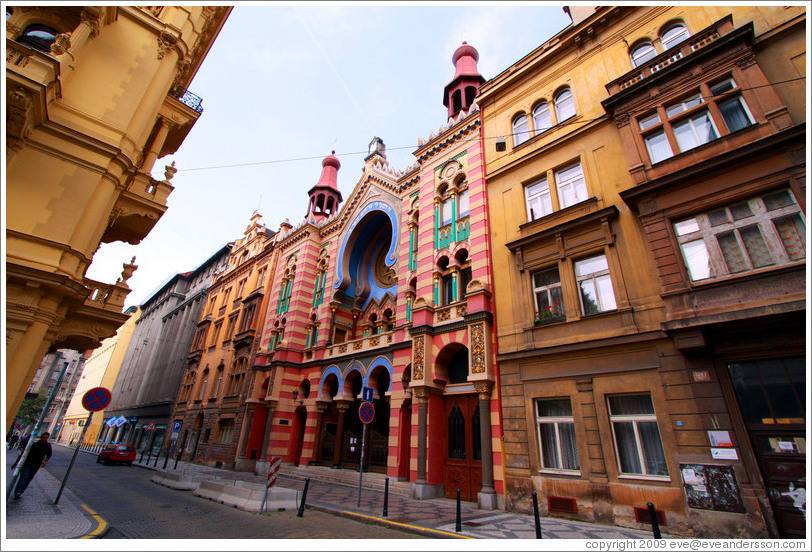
[85,2,574,309]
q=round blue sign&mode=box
[359,401,375,424]
[82,387,112,412]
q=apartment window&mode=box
[532,268,565,323]
[525,178,553,221]
[17,24,58,52]
[674,189,805,282]
[236,279,247,298]
[513,113,530,146]
[220,289,231,308]
[555,162,588,209]
[631,42,657,67]
[660,22,690,51]
[256,268,267,289]
[574,254,617,315]
[636,77,754,165]
[217,419,234,444]
[224,315,237,341]
[210,322,222,346]
[608,394,668,476]
[459,266,472,299]
[554,88,575,123]
[532,102,552,134]
[198,370,209,401]
[213,367,223,398]
[536,398,580,472]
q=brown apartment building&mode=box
[478,5,805,538]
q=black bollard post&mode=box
[297,478,310,517]
[163,445,170,469]
[532,491,542,539]
[383,477,389,518]
[146,450,152,464]
[456,488,462,533]
[647,502,662,539]
[153,446,160,467]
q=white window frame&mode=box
[457,188,469,218]
[574,254,617,315]
[631,42,657,67]
[513,113,530,146]
[441,197,453,226]
[554,88,576,123]
[535,398,580,474]
[532,102,552,134]
[607,394,669,478]
[554,162,589,209]
[660,23,690,51]
[525,178,553,221]
[532,267,565,321]
[674,189,806,282]
[672,110,719,152]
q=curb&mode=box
[303,502,475,539]
[77,504,109,539]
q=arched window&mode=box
[198,369,209,401]
[532,102,552,134]
[17,24,59,52]
[554,89,576,123]
[630,42,657,67]
[513,113,530,146]
[660,23,690,51]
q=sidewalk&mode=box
[130,450,658,540]
[5,443,659,540]
[3,445,107,540]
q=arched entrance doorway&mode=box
[439,345,482,502]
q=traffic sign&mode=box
[362,386,374,402]
[359,401,375,424]
[82,387,112,412]
[267,456,282,488]
[145,421,156,431]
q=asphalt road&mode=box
[43,446,425,539]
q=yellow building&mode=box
[60,307,141,447]
[5,5,232,430]
[478,5,805,538]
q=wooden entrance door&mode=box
[443,394,482,502]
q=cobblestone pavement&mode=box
[131,456,657,540]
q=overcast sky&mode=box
[85,2,573,308]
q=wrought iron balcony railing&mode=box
[169,87,204,113]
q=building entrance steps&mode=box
[278,464,412,497]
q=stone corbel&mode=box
[411,386,430,404]
[157,31,178,60]
[49,33,72,56]
[601,218,615,247]
[473,380,493,400]
[511,246,525,273]
[6,88,33,158]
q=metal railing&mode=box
[169,87,204,113]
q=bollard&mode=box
[383,477,389,518]
[532,491,542,539]
[456,488,462,533]
[146,450,152,464]
[647,502,662,539]
[153,447,160,467]
[140,448,146,463]
[163,445,170,469]
[297,478,310,517]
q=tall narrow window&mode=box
[458,189,469,218]
[532,102,552,134]
[525,178,553,221]
[532,267,565,322]
[441,197,453,226]
[608,394,668,476]
[554,88,576,123]
[574,254,617,315]
[555,162,588,209]
[536,398,580,472]
[513,114,530,146]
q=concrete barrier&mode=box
[150,470,222,491]
[192,479,299,512]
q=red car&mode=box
[96,444,136,465]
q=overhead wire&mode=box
[171,76,805,174]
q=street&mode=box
[40,446,425,539]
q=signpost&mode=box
[260,456,283,513]
[55,387,111,504]
[357,400,375,507]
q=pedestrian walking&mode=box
[11,432,52,499]
[7,432,19,449]
[17,434,30,450]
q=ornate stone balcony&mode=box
[605,16,734,96]
[51,277,132,352]
[101,171,174,245]
[321,330,397,361]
